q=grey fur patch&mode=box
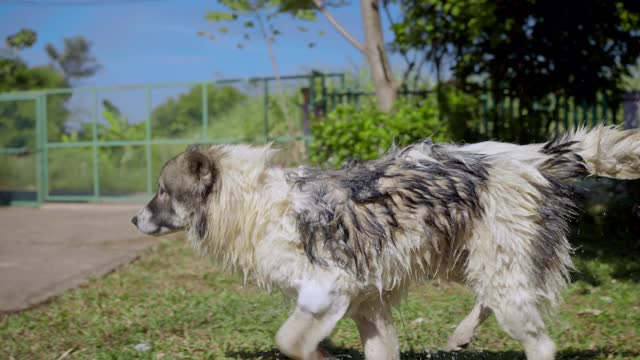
[532,136,588,285]
[531,177,576,286]
[146,193,179,233]
[539,136,589,180]
[290,141,489,277]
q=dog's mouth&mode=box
[136,223,181,237]
[149,226,181,236]
[133,209,183,236]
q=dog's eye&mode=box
[159,187,166,196]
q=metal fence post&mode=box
[35,95,44,204]
[145,86,152,198]
[623,91,640,129]
[92,88,100,201]
[305,74,315,150]
[482,84,489,136]
[202,83,208,141]
[41,93,48,201]
[601,95,608,124]
[321,72,327,116]
[573,98,578,127]
[563,97,569,130]
[263,78,269,142]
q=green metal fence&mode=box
[0,72,344,205]
[319,84,624,142]
[0,71,633,206]
[476,92,623,141]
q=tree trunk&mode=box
[360,0,397,112]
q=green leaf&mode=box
[297,26,309,32]
[218,0,254,12]
[244,20,254,28]
[296,9,317,21]
[102,109,121,134]
[205,11,237,24]
[217,27,230,34]
[236,43,244,49]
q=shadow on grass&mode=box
[226,347,640,359]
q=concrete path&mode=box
[0,203,156,313]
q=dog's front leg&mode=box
[352,298,400,360]
[275,283,349,359]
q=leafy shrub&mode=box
[0,153,36,190]
[152,84,247,139]
[310,98,448,168]
[441,86,483,142]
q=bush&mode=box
[309,99,448,168]
[441,86,483,142]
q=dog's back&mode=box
[291,142,490,285]
[289,126,640,300]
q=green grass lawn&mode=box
[1,238,639,360]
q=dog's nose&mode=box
[131,216,138,226]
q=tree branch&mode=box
[413,51,428,86]
[383,0,415,87]
[399,50,416,88]
[313,0,366,53]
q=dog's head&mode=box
[132,144,218,237]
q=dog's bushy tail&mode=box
[531,125,639,310]
[541,125,640,181]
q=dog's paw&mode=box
[446,339,470,352]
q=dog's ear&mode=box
[185,148,217,191]
[186,143,203,153]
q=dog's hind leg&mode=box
[275,293,349,360]
[446,300,492,351]
[490,300,556,360]
[351,297,400,360]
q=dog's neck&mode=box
[187,145,289,279]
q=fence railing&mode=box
[0,72,343,205]
[316,84,632,143]
[476,92,624,142]
[1,71,637,206]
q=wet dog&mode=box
[133,126,640,360]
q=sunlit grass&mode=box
[1,237,638,359]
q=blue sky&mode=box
[0,0,405,86]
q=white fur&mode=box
[182,126,639,360]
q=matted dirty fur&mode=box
[134,125,640,360]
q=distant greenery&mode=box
[310,98,448,168]
[1,80,310,194]
[0,60,69,149]
[1,29,100,149]
[45,36,101,82]
[151,84,247,139]
[621,59,640,91]
[393,0,640,142]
